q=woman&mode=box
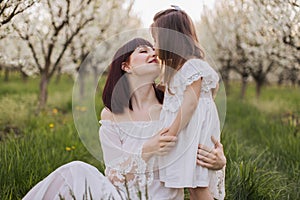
[23,38,226,200]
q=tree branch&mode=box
[0,0,35,26]
[49,16,94,78]
[12,24,43,72]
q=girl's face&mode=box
[151,30,159,55]
[127,45,160,77]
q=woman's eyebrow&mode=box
[138,45,152,49]
[135,45,154,52]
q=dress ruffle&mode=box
[162,59,219,113]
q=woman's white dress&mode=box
[99,120,183,200]
[23,120,184,200]
[22,161,121,200]
[159,59,225,199]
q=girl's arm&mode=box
[166,77,202,136]
[211,82,219,100]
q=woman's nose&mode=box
[150,48,156,57]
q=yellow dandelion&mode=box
[71,146,76,150]
[49,123,54,128]
[52,108,58,114]
[65,147,71,151]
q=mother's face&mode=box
[125,45,160,78]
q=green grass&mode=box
[0,74,102,200]
[0,74,299,199]
[221,83,300,199]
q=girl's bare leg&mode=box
[188,187,214,200]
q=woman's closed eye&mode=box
[139,47,150,53]
[136,45,155,54]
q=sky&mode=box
[130,0,216,28]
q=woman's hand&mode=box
[142,128,177,161]
[196,136,226,170]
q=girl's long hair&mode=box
[151,8,205,88]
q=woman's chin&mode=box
[133,63,160,77]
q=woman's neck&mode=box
[113,83,161,122]
[130,84,158,110]
[126,83,161,121]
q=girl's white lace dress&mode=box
[159,59,225,200]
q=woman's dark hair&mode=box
[151,8,205,88]
[102,38,164,114]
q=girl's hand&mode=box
[142,128,177,159]
[155,128,177,155]
[196,136,226,170]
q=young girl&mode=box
[151,7,225,200]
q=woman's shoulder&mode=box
[100,107,113,121]
[100,108,137,123]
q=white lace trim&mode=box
[214,167,226,200]
[105,147,154,199]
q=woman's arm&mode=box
[100,108,177,185]
[166,78,202,136]
[100,109,146,185]
[196,136,226,170]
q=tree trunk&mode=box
[220,66,230,95]
[240,75,248,99]
[277,73,284,86]
[224,79,230,96]
[38,73,49,110]
[252,69,266,99]
[255,81,263,99]
[93,66,99,86]
[55,72,61,84]
[78,71,85,99]
[55,67,62,84]
[20,70,28,83]
[4,68,9,82]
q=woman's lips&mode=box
[149,59,158,63]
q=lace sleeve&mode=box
[99,121,154,194]
[173,59,219,93]
[210,167,226,200]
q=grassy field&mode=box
[0,74,299,200]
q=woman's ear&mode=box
[122,62,132,73]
